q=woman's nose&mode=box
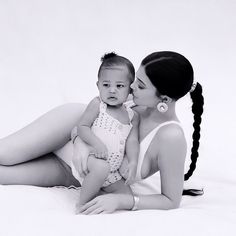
[130,82,135,90]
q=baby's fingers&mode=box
[95,152,107,160]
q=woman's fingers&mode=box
[79,198,97,213]
[88,207,104,215]
[82,204,103,215]
[81,153,89,175]
[76,158,85,178]
[125,177,132,185]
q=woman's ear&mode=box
[96,81,99,88]
[160,95,172,103]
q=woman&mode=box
[0,51,204,213]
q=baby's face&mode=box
[97,66,131,107]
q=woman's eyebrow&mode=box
[136,78,146,86]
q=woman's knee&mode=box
[0,148,17,166]
[0,141,28,166]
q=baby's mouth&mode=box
[108,96,117,100]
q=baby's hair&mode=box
[100,52,117,62]
[98,52,135,82]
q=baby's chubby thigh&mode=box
[102,178,133,195]
[87,155,110,182]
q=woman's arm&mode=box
[79,125,187,213]
[156,125,187,209]
[124,111,140,184]
[125,111,140,164]
[119,125,186,210]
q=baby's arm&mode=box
[77,97,108,159]
[124,111,140,184]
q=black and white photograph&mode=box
[0,0,235,235]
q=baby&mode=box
[71,53,139,210]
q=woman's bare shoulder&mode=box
[158,123,185,141]
[156,123,187,161]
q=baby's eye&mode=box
[103,83,109,87]
[117,84,125,88]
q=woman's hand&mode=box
[72,137,91,177]
[77,194,120,214]
[125,163,137,185]
[119,156,129,179]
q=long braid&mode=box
[182,82,204,196]
[184,82,204,180]
[141,51,205,196]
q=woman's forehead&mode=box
[136,66,153,87]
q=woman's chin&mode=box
[133,96,138,104]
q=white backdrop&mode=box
[1,1,236,235]
[1,0,236,180]
[0,0,236,220]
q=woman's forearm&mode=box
[117,193,180,211]
[117,194,134,210]
[136,194,180,210]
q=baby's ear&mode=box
[96,81,99,87]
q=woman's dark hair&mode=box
[98,52,135,82]
[142,51,204,196]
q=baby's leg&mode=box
[79,155,110,206]
[0,103,86,166]
[102,178,133,195]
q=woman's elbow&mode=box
[168,201,181,210]
[163,197,181,210]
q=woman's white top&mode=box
[130,120,182,195]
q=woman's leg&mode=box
[0,103,86,166]
[0,152,80,187]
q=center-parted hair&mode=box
[141,51,194,100]
[98,52,135,83]
[141,51,204,196]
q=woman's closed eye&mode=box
[138,84,145,89]
[136,78,146,89]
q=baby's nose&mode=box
[109,87,116,93]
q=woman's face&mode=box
[131,66,159,107]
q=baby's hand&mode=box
[91,142,108,160]
[125,163,137,185]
